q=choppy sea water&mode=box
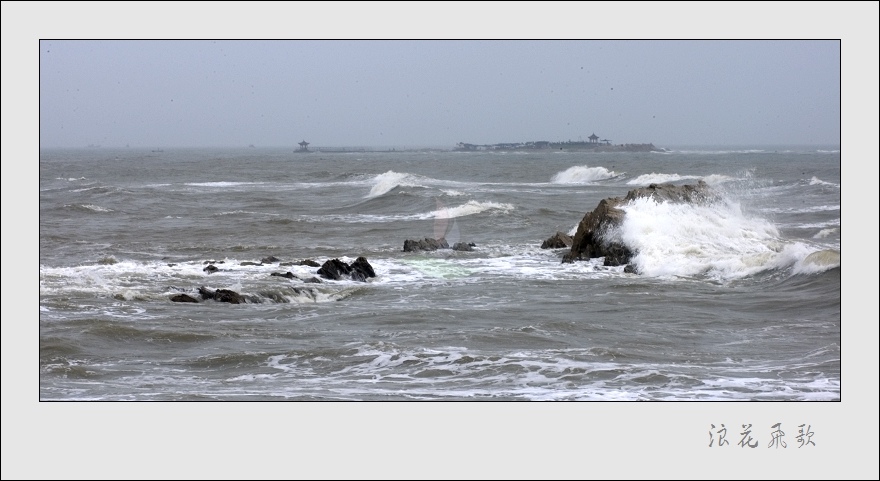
[39,146,841,400]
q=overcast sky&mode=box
[39,39,840,149]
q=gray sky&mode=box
[39,39,840,149]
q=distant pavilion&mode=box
[298,140,310,151]
[588,133,600,144]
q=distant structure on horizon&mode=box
[453,132,654,152]
[297,140,310,152]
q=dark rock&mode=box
[303,277,322,284]
[240,261,262,266]
[214,289,243,304]
[403,237,449,252]
[203,265,219,274]
[350,256,376,281]
[317,258,352,280]
[261,256,280,264]
[317,257,375,282]
[170,294,199,303]
[452,242,474,251]
[203,260,225,264]
[167,263,177,267]
[565,181,713,267]
[541,231,573,249]
[623,264,638,274]
[279,262,294,266]
[298,259,321,267]
[271,271,297,279]
[198,286,243,304]
[198,286,216,300]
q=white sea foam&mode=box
[611,196,819,280]
[626,173,699,185]
[813,228,838,239]
[627,173,735,186]
[420,200,514,220]
[79,204,113,212]
[808,176,840,188]
[366,171,424,197]
[185,181,265,188]
[762,204,840,214]
[551,165,617,184]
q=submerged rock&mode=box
[203,265,220,274]
[261,256,281,264]
[452,242,474,252]
[563,181,714,267]
[270,271,298,279]
[170,294,199,303]
[198,286,243,304]
[403,237,449,252]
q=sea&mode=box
[38,146,842,401]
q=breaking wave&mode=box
[551,166,618,184]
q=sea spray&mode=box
[613,196,785,279]
[551,165,618,184]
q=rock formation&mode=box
[403,237,449,252]
[562,181,714,269]
[317,257,377,282]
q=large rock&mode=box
[403,237,449,252]
[350,256,376,281]
[563,181,713,267]
[541,232,573,249]
[317,257,376,282]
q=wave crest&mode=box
[551,166,617,184]
[366,171,424,197]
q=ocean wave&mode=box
[813,228,838,239]
[611,196,802,280]
[790,248,840,275]
[213,210,281,217]
[366,171,426,197]
[184,181,266,188]
[63,203,114,213]
[418,200,514,220]
[808,176,840,188]
[626,173,735,186]
[626,173,700,185]
[609,195,843,280]
[551,165,618,184]
[761,204,840,214]
[258,344,837,401]
[672,149,768,155]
